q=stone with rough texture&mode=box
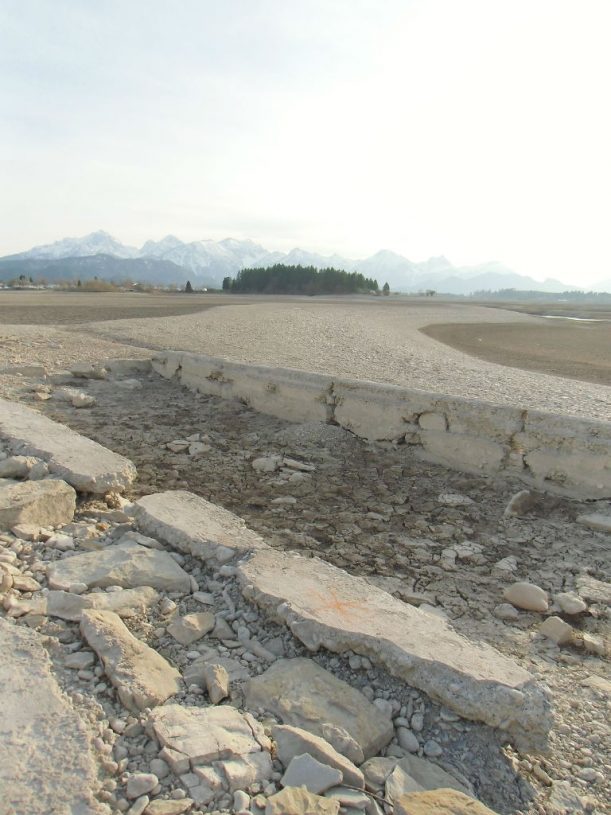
[134,490,269,566]
[0,618,106,814]
[265,787,340,815]
[281,753,343,794]
[576,574,611,605]
[150,704,270,769]
[26,586,160,621]
[202,662,230,703]
[555,592,587,615]
[80,609,181,711]
[271,725,364,789]
[145,801,194,815]
[503,581,549,612]
[0,479,76,530]
[167,612,215,645]
[48,541,191,593]
[576,513,611,533]
[240,551,551,750]
[503,490,537,517]
[385,755,470,803]
[539,616,574,646]
[247,658,393,759]
[394,789,499,815]
[0,397,136,493]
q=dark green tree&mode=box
[185,280,194,293]
[383,282,390,295]
[222,276,232,291]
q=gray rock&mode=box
[0,397,136,493]
[127,773,158,799]
[167,612,215,645]
[0,479,76,530]
[80,609,181,711]
[240,551,551,751]
[280,754,343,795]
[247,658,393,759]
[48,542,191,593]
[272,725,364,789]
[202,662,230,704]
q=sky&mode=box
[1,0,610,285]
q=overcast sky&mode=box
[1,0,609,284]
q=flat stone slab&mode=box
[576,513,611,533]
[47,541,192,593]
[239,550,552,751]
[246,658,394,759]
[0,479,76,530]
[134,490,269,566]
[0,618,106,814]
[80,609,181,711]
[25,586,160,621]
[0,397,137,493]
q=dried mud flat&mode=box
[1,361,608,815]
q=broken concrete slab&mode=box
[239,550,552,751]
[0,397,137,493]
[47,541,192,593]
[80,609,181,711]
[134,490,269,566]
[385,754,470,802]
[0,479,76,530]
[266,786,340,815]
[246,658,393,759]
[149,704,271,769]
[167,612,215,645]
[271,724,365,789]
[0,618,106,814]
[576,574,611,605]
[26,586,160,621]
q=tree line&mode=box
[223,264,379,295]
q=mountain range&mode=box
[1,230,605,294]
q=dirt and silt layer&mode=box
[20,365,610,814]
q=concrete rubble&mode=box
[0,360,608,815]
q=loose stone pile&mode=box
[0,360,609,815]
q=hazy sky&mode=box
[1,0,610,284]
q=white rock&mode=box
[540,616,575,646]
[272,725,364,789]
[437,494,474,507]
[127,773,158,799]
[71,393,95,408]
[247,659,393,759]
[201,662,230,704]
[0,455,39,478]
[555,592,587,615]
[47,542,191,593]
[281,753,343,795]
[0,397,136,493]
[167,612,215,645]
[576,513,611,533]
[252,456,282,473]
[80,610,181,711]
[493,603,520,621]
[504,582,549,613]
[0,479,76,530]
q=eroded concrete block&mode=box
[239,550,551,751]
[0,397,136,493]
[0,479,76,530]
[134,490,269,566]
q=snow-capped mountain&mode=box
[1,230,594,293]
[10,230,138,260]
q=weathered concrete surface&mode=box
[152,351,611,498]
[239,550,552,751]
[0,478,76,529]
[134,490,269,566]
[395,789,500,815]
[80,609,181,711]
[24,586,160,621]
[246,658,394,759]
[0,618,106,814]
[0,397,137,493]
[47,541,192,593]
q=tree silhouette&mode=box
[185,280,194,293]
[383,282,390,295]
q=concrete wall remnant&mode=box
[152,352,611,499]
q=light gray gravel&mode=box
[1,301,609,421]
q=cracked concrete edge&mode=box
[0,397,137,493]
[151,351,611,498]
